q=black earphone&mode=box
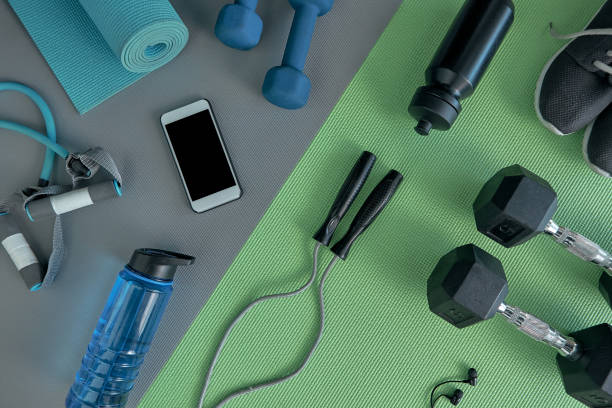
[465,368,478,386]
[448,389,464,405]
[430,368,478,407]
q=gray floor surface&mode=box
[0,0,402,406]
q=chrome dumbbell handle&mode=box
[545,220,612,274]
[497,302,580,360]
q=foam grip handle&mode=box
[0,213,44,291]
[331,170,403,260]
[314,152,377,246]
[26,180,122,221]
[68,158,91,177]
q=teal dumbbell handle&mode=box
[263,0,334,109]
[215,0,263,50]
[237,0,257,9]
[283,4,319,71]
[26,180,122,222]
[0,213,44,291]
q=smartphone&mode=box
[161,100,241,213]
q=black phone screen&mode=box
[165,109,236,201]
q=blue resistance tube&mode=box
[0,82,69,183]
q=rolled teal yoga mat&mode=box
[8,0,189,114]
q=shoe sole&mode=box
[534,3,606,136]
[583,121,612,177]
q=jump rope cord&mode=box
[429,380,464,408]
[198,242,340,408]
[213,256,339,407]
[198,243,321,408]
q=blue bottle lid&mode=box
[128,248,195,281]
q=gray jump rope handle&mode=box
[332,170,404,260]
[0,212,44,290]
[314,151,377,246]
[25,180,122,222]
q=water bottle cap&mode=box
[408,86,461,135]
[128,248,195,281]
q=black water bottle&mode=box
[409,0,514,135]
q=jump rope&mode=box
[198,151,403,407]
[0,82,122,290]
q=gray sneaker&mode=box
[536,2,612,135]
[584,105,612,177]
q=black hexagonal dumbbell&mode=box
[428,244,612,408]
[473,164,612,306]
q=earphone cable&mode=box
[430,380,464,408]
[432,394,446,407]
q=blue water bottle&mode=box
[66,249,195,408]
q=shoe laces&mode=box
[550,23,612,76]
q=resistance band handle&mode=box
[332,170,403,260]
[314,151,376,246]
[67,157,92,178]
[0,213,44,291]
[25,180,122,222]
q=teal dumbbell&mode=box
[262,0,334,109]
[215,0,263,50]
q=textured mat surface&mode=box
[7,0,188,114]
[140,1,612,407]
[0,0,403,407]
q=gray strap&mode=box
[66,147,123,186]
[18,186,70,287]
[1,148,122,288]
[42,216,64,288]
[0,193,22,215]
[0,199,10,214]
[22,185,71,207]
[44,148,121,286]
[0,191,65,287]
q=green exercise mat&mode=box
[140,0,611,407]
